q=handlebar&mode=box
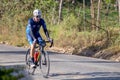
[35,39,53,48]
[45,39,53,47]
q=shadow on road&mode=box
[0,50,57,55]
[79,77,120,80]
[0,51,26,54]
[0,61,24,64]
[50,71,120,80]
[51,60,119,64]
[50,72,81,77]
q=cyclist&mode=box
[26,9,52,67]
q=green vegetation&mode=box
[0,0,120,61]
[0,67,24,80]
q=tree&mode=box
[83,0,86,30]
[58,0,63,23]
[118,0,120,25]
[90,0,95,30]
[105,0,111,16]
[96,0,101,29]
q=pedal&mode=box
[42,62,47,65]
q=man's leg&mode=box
[36,33,45,47]
[29,42,37,68]
[26,33,36,65]
[30,42,36,62]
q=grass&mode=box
[0,13,120,50]
[0,66,24,80]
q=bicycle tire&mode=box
[39,51,50,77]
[25,49,36,75]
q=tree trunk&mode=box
[52,2,56,25]
[106,2,110,16]
[0,26,2,35]
[83,0,86,31]
[96,0,101,30]
[118,0,120,25]
[58,0,63,23]
[72,0,76,15]
[90,0,95,30]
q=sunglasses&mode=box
[35,16,41,18]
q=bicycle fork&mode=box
[41,47,47,65]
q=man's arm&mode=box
[28,20,36,42]
[42,20,51,40]
[43,26,50,39]
[29,26,36,41]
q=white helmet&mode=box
[33,9,41,16]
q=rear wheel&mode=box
[39,51,50,77]
[25,49,36,75]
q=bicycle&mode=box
[25,39,53,77]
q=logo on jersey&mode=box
[33,25,40,28]
[33,25,36,28]
[37,25,40,28]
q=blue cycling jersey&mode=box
[26,18,47,45]
[26,18,47,34]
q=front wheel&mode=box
[25,49,35,75]
[39,51,50,77]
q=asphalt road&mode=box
[0,44,120,80]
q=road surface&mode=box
[0,44,120,80]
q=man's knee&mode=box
[30,43,36,49]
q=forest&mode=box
[0,0,120,61]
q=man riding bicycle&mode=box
[26,9,52,67]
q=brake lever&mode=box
[50,39,53,47]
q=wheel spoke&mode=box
[39,51,50,77]
[25,49,36,75]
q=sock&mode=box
[31,57,34,63]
